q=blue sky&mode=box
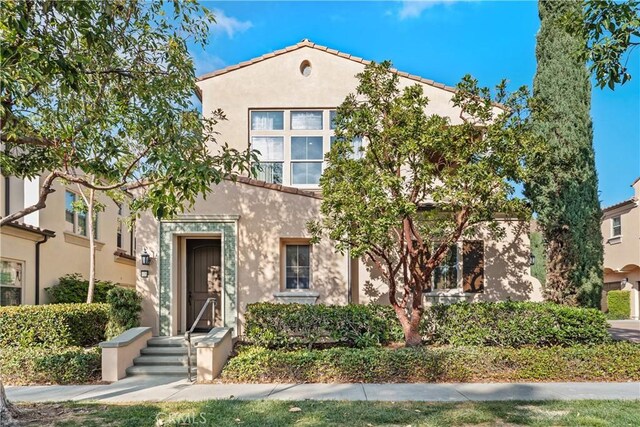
[190,1,640,207]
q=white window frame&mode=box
[611,216,622,238]
[280,239,312,291]
[249,109,337,188]
[0,258,24,306]
[65,190,98,238]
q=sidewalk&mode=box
[7,377,640,403]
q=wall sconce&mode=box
[141,248,152,266]
[140,270,149,278]
[529,253,536,266]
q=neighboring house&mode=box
[601,177,640,319]
[135,40,543,337]
[0,175,136,305]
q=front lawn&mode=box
[15,400,640,426]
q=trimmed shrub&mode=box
[106,287,143,339]
[245,303,396,348]
[221,343,640,383]
[426,301,611,347]
[46,273,117,304]
[0,346,101,385]
[244,301,610,349]
[0,303,109,348]
[607,290,631,320]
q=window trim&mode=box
[280,239,312,291]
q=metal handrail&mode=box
[185,296,216,382]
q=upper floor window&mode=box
[253,136,284,184]
[329,110,337,130]
[612,216,622,237]
[291,111,323,130]
[65,190,97,238]
[251,111,284,131]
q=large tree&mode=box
[310,62,542,346]
[525,1,603,307]
[0,0,255,227]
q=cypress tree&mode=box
[526,0,603,307]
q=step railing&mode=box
[184,297,216,382]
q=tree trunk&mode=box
[0,378,18,426]
[86,188,96,304]
[392,302,423,347]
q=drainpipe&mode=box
[35,234,51,305]
[4,175,9,217]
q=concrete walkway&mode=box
[608,320,640,343]
[7,377,640,403]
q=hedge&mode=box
[221,343,640,383]
[46,273,117,304]
[245,303,396,348]
[607,290,631,320]
[106,287,143,339]
[0,303,109,348]
[0,346,101,385]
[245,301,610,348]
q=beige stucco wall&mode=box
[601,179,640,319]
[135,180,349,336]
[356,220,543,305]
[1,174,136,304]
[197,44,472,164]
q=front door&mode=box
[186,239,222,331]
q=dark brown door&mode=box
[187,239,222,331]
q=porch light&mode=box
[529,253,536,266]
[621,278,628,289]
[141,248,152,266]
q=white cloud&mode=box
[398,0,459,20]
[191,49,226,76]
[212,9,252,38]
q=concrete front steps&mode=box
[126,336,202,377]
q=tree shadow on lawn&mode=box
[16,399,640,426]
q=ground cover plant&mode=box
[221,342,640,384]
[11,400,640,427]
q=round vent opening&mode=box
[300,60,312,77]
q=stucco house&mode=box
[601,178,640,319]
[0,175,136,305]
[134,40,543,338]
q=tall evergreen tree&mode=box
[526,0,603,307]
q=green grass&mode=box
[16,399,640,426]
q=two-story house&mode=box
[133,40,543,337]
[601,178,640,319]
[0,175,136,305]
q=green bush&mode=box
[221,343,640,383]
[46,273,117,304]
[607,290,631,320]
[0,346,101,385]
[426,301,611,347]
[0,303,109,348]
[245,303,397,348]
[245,301,610,349]
[106,287,143,339]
